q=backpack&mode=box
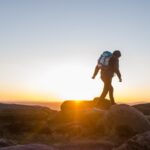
[98,51,112,68]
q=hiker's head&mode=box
[113,50,121,58]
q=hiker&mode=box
[92,50,122,105]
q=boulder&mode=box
[0,103,57,135]
[133,103,150,115]
[51,108,106,136]
[61,98,111,112]
[113,131,150,150]
[61,100,94,112]
[93,98,111,109]
[102,104,150,137]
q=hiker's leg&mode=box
[109,83,115,105]
[99,78,109,100]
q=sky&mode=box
[0,0,150,104]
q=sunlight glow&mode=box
[47,63,101,100]
[0,62,149,103]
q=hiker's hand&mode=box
[92,76,95,79]
[119,78,122,82]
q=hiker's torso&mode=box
[100,55,119,78]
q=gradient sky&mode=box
[0,0,150,103]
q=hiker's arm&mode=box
[92,65,100,79]
[114,60,122,82]
[116,69,122,82]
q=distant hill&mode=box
[0,103,50,110]
[2,101,62,111]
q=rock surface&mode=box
[103,104,150,137]
[60,100,95,112]
[133,103,150,115]
[61,98,111,112]
[53,103,150,138]
[0,141,114,150]
[93,98,111,109]
[54,141,114,150]
[147,115,150,122]
[50,108,106,137]
[0,144,53,150]
[113,131,150,150]
[0,102,150,149]
[0,139,15,147]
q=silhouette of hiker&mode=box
[92,50,122,105]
